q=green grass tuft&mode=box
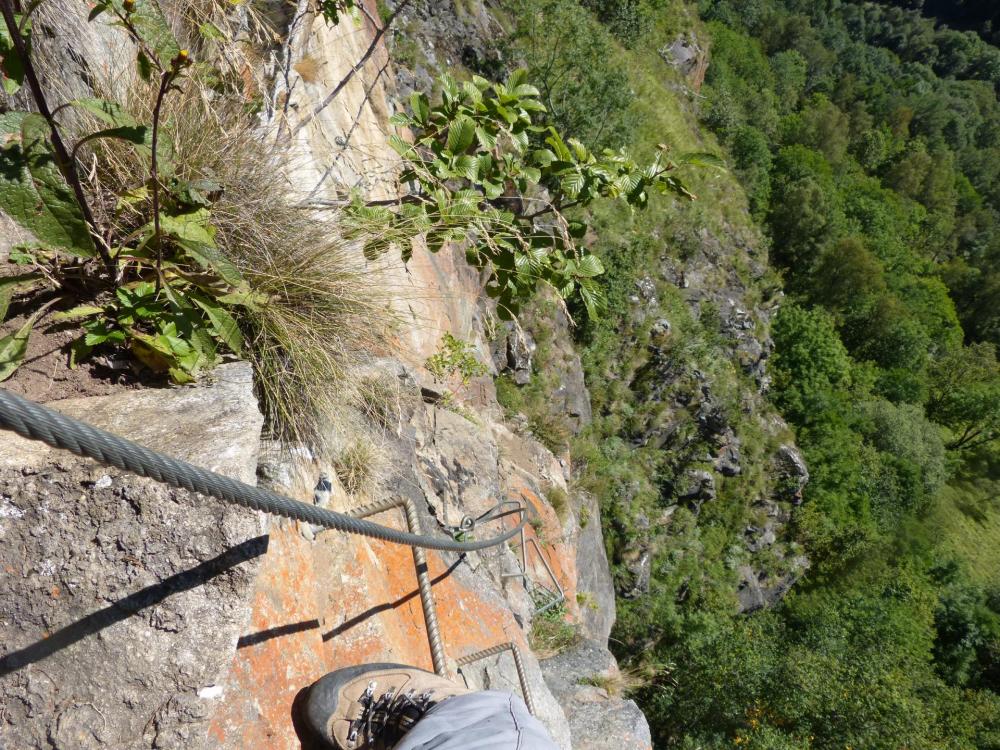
[529,604,580,657]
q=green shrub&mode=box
[529,412,572,454]
[545,484,570,522]
[529,604,580,656]
[576,591,598,610]
[354,68,711,320]
[578,0,655,47]
[928,342,1000,451]
[494,374,525,416]
[770,304,852,423]
[503,0,637,148]
[0,0,393,446]
[425,333,487,384]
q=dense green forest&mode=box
[678,1,1000,745]
[491,0,1000,746]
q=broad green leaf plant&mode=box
[0,0,260,383]
[317,0,357,25]
[350,70,721,319]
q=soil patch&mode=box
[0,303,157,403]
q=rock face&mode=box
[1,2,636,747]
[659,32,710,91]
[206,360,577,749]
[385,0,503,103]
[514,294,594,434]
[0,356,605,750]
[678,469,717,508]
[574,492,616,643]
[774,443,810,503]
[737,556,810,614]
[494,324,538,385]
[541,640,652,750]
[0,364,265,750]
[606,218,810,614]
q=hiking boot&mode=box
[304,662,471,749]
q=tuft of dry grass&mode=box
[83,63,397,446]
[544,484,569,522]
[528,411,572,455]
[293,55,325,84]
[172,0,277,87]
[332,433,386,496]
[352,371,405,432]
[528,605,580,658]
[578,668,646,698]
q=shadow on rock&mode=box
[0,535,269,677]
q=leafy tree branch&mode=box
[348,70,721,319]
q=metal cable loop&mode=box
[447,499,526,535]
[0,388,527,553]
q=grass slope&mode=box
[935,482,1000,587]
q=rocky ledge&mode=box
[541,639,652,750]
[0,364,265,750]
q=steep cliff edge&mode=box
[377,0,811,629]
[0,2,640,748]
[0,0,815,745]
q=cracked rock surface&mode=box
[541,640,652,750]
[0,364,264,750]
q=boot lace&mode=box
[348,681,437,748]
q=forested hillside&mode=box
[481,0,1000,745]
[673,0,1000,745]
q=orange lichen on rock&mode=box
[207,525,328,749]
[209,510,545,748]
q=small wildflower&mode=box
[170,49,191,71]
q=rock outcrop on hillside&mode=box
[660,31,710,91]
[624,223,810,610]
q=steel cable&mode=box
[0,388,526,553]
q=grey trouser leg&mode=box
[393,690,559,750]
